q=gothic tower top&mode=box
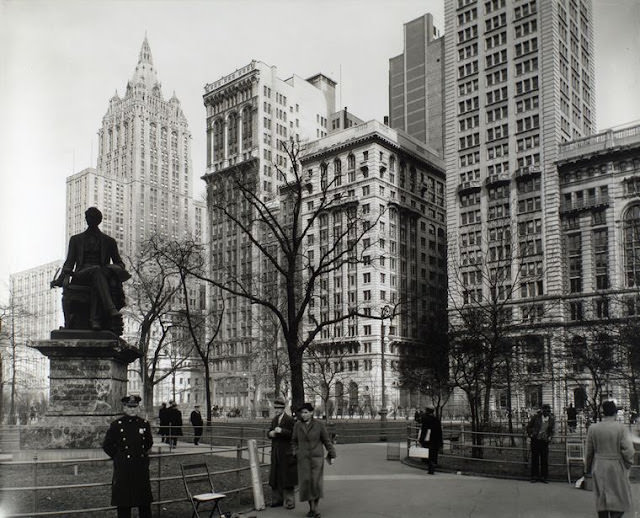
[126,36,161,98]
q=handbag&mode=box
[408,444,430,458]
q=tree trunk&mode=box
[204,360,212,424]
[288,344,305,411]
[141,360,154,417]
[505,357,515,446]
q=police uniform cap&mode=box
[122,395,141,407]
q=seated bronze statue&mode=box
[51,207,131,336]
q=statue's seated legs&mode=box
[61,267,125,335]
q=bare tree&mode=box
[304,342,350,421]
[158,238,224,424]
[250,311,290,403]
[182,140,383,410]
[557,294,639,422]
[126,236,192,412]
[447,227,556,454]
[0,288,33,424]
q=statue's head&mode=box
[85,207,103,228]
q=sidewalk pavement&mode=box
[253,443,604,518]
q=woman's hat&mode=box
[297,402,314,412]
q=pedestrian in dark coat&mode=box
[190,405,204,445]
[158,403,169,443]
[292,402,336,518]
[566,403,577,433]
[267,397,297,509]
[167,401,183,447]
[103,395,153,518]
[585,400,634,518]
[418,406,443,474]
[526,404,555,483]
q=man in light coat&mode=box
[585,400,634,518]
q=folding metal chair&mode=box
[180,462,227,518]
[566,439,585,483]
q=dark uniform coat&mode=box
[103,415,154,507]
[268,412,297,490]
[292,418,336,502]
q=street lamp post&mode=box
[379,305,392,440]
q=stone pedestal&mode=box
[22,332,141,449]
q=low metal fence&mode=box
[0,428,270,517]
[401,425,638,482]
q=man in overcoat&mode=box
[267,397,297,509]
[190,405,204,445]
[158,402,169,443]
[167,401,183,447]
[103,395,153,518]
[526,403,555,483]
[418,406,443,474]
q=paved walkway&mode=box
[253,443,621,518]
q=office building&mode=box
[389,13,444,156]
[441,0,596,411]
[202,61,338,411]
[556,123,640,409]
[299,120,446,413]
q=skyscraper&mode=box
[202,61,337,410]
[389,13,444,156]
[64,38,206,406]
[66,37,200,256]
[442,0,595,410]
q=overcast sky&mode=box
[1,0,639,303]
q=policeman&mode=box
[103,395,154,518]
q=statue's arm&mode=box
[51,237,76,288]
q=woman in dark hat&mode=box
[292,402,336,518]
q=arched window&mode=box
[624,204,640,287]
[227,112,238,155]
[347,154,355,170]
[320,162,328,190]
[389,155,396,172]
[333,158,342,186]
[213,119,224,161]
[242,107,253,150]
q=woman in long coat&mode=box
[292,403,336,518]
[585,400,634,518]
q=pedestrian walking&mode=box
[102,395,153,518]
[418,406,443,474]
[292,402,336,518]
[566,403,577,433]
[267,397,297,509]
[526,403,555,483]
[585,400,635,518]
[190,405,203,445]
[167,401,183,447]
[158,402,169,443]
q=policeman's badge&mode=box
[139,428,145,434]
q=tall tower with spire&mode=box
[66,36,204,259]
